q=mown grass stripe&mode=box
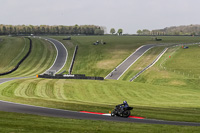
[54,79,67,100]
[14,78,39,98]
[0,80,26,98]
[45,79,57,99]
[35,79,51,98]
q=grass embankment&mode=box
[1,77,200,122]
[63,36,159,77]
[0,36,28,73]
[0,37,57,78]
[1,36,200,130]
[120,46,166,81]
[50,36,200,77]
[0,111,200,133]
[135,44,200,85]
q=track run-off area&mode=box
[0,37,200,126]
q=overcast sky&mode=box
[0,0,200,33]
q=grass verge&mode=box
[0,111,200,133]
[0,36,28,73]
[0,37,57,78]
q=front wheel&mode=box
[122,110,130,118]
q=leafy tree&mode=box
[0,24,105,35]
[94,29,104,35]
[142,29,150,35]
[117,28,123,35]
[110,28,115,34]
[137,30,142,35]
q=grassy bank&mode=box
[1,111,200,133]
[0,36,28,73]
[1,36,200,131]
[0,78,200,122]
[120,46,166,81]
[0,37,57,78]
[135,44,200,85]
[49,36,200,77]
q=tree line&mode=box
[0,24,105,35]
[110,28,123,35]
[137,24,200,36]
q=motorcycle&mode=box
[111,105,133,118]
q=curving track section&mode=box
[0,40,200,126]
[44,38,68,73]
[0,100,200,126]
[105,45,155,80]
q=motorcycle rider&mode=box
[117,101,129,113]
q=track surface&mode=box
[0,100,200,126]
[105,45,154,80]
[0,40,200,126]
[44,38,67,73]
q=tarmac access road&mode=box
[105,44,155,80]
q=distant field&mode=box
[0,37,57,78]
[51,36,200,77]
[135,44,200,85]
[0,36,28,73]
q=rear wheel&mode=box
[122,110,130,118]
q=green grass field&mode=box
[120,46,166,81]
[1,35,200,132]
[52,36,200,77]
[1,111,200,133]
[0,36,29,73]
[0,37,57,78]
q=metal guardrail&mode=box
[69,45,78,74]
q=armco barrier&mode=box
[38,74,104,80]
[69,45,78,74]
[0,37,32,76]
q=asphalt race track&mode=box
[0,39,200,126]
[105,45,155,80]
[0,100,200,126]
[44,38,68,73]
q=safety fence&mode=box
[38,74,104,80]
[69,45,78,74]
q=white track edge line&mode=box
[41,39,58,74]
[48,38,68,73]
[117,46,154,80]
[104,45,145,79]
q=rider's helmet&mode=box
[123,101,127,104]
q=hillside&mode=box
[152,24,200,35]
[0,37,29,73]
[0,36,200,124]
[0,37,57,77]
[137,24,200,36]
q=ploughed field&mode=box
[0,36,200,131]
